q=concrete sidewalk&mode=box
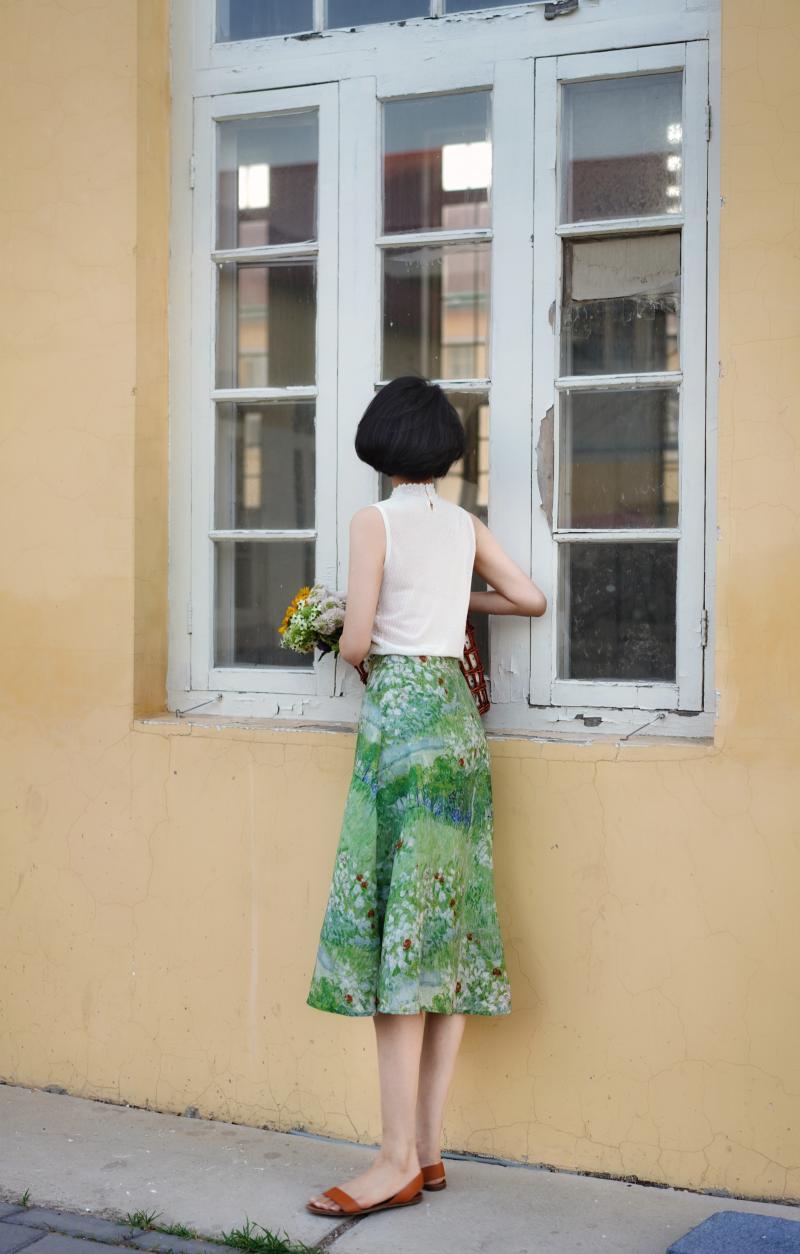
[1,1083,798,1254]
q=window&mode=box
[531,45,710,718]
[172,1,718,736]
[216,1,545,43]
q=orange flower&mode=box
[449,897,456,908]
[455,981,462,994]
[403,938,412,950]
[345,994,353,1003]
[467,932,473,941]
[492,966,502,977]
[278,585,312,634]
[419,654,428,662]
[459,757,465,767]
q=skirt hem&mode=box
[306,996,511,1019]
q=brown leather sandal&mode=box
[306,1169,424,1217]
[422,1161,447,1191]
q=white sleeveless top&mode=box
[366,481,476,659]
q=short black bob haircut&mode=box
[354,375,465,481]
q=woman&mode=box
[306,376,546,1219]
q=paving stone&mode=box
[10,1213,142,1243]
[126,1235,222,1254]
[0,1209,25,1221]
[0,1224,46,1254]
[667,1208,800,1252]
[22,1240,133,1254]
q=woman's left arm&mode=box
[338,506,385,667]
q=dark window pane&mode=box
[217,0,313,40]
[214,540,315,668]
[558,542,677,681]
[382,244,490,379]
[561,72,683,222]
[217,112,318,249]
[328,0,428,27]
[561,233,680,375]
[383,91,491,234]
[559,389,679,529]
[215,402,316,531]
[217,261,316,388]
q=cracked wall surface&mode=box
[1,0,799,1206]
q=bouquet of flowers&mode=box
[278,583,348,658]
[279,583,490,715]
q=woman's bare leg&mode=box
[308,1011,425,1214]
[415,1012,466,1178]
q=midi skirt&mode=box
[306,652,512,1017]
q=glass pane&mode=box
[438,392,490,515]
[557,542,677,681]
[215,540,315,668]
[215,401,315,530]
[217,112,318,249]
[328,0,428,27]
[382,244,490,379]
[561,72,683,222]
[440,392,491,674]
[558,389,679,529]
[561,234,680,375]
[217,0,313,41]
[217,261,316,389]
[384,91,491,234]
[379,391,491,673]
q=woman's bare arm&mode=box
[468,514,547,617]
[338,506,386,666]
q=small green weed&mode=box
[220,1217,320,1254]
[155,1222,198,1239]
[124,1208,162,1230]
[119,1210,319,1254]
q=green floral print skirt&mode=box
[306,652,512,1017]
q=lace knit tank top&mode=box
[366,481,476,659]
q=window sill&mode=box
[133,712,717,756]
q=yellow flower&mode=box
[278,585,312,634]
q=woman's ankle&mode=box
[376,1141,420,1173]
[415,1134,441,1165]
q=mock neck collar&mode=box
[390,480,438,498]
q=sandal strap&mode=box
[323,1186,359,1214]
[422,1161,445,1181]
[389,1171,424,1204]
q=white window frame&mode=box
[168,0,721,739]
[191,83,340,699]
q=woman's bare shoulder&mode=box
[462,509,488,536]
[351,503,385,527]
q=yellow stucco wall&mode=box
[1,0,798,1205]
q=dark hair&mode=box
[354,376,465,480]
